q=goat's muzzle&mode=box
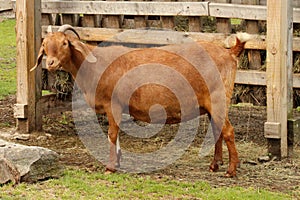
[46,57,61,72]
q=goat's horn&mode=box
[58,24,80,39]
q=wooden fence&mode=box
[34,0,300,103]
[12,0,300,124]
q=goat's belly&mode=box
[122,84,207,124]
[128,102,206,124]
[128,106,206,124]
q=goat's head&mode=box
[31,25,96,72]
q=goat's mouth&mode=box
[47,64,62,72]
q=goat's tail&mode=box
[230,32,254,57]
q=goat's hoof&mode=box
[105,167,116,174]
[209,163,219,172]
[224,171,236,178]
[237,161,241,168]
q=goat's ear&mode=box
[69,40,97,63]
[30,45,44,72]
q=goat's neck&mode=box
[68,44,96,78]
[68,44,100,107]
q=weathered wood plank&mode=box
[41,1,210,16]
[39,26,288,51]
[81,0,99,27]
[15,0,42,132]
[264,122,281,139]
[210,2,300,22]
[38,94,72,115]
[39,26,236,44]
[236,70,300,88]
[214,0,232,34]
[209,3,266,20]
[11,1,300,22]
[243,0,262,70]
[188,16,201,32]
[265,0,293,158]
[235,70,266,86]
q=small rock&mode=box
[37,135,48,141]
[13,133,30,141]
[0,140,6,147]
[45,133,52,138]
[244,160,258,165]
[258,155,271,163]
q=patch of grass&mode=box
[0,169,292,200]
[0,19,16,100]
[231,18,242,25]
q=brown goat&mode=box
[33,25,252,177]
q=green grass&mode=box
[231,18,242,25]
[0,169,292,200]
[0,19,16,99]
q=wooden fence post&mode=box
[188,0,202,32]
[102,0,120,29]
[264,0,293,158]
[15,0,42,132]
[159,0,174,30]
[214,0,232,34]
[243,0,261,70]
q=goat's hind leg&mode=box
[208,115,224,172]
[222,118,239,177]
[209,134,224,172]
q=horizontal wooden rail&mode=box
[38,94,72,115]
[236,70,300,88]
[36,1,300,22]
[42,26,264,48]
[41,1,210,16]
[209,3,266,20]
[41,26,300,52]
[10,0,300,22]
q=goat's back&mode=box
[88,42,237,123]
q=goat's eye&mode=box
[63,41,68,47]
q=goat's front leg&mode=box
[105,106,122,174]
[116,134,122,168]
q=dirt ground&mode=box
[0,95,300,197]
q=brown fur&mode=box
[34,29,250,177]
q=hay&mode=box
[174,16,189,32]
[201,17,216,33]
[293,53,300,73]
[41,69,48,90]
[232,85,266,106]
[238,51,249,70]
[294,89,300,108]
[53,71,73,99]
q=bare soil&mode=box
[0,95,299,197]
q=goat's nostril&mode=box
[48,60,54,66]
